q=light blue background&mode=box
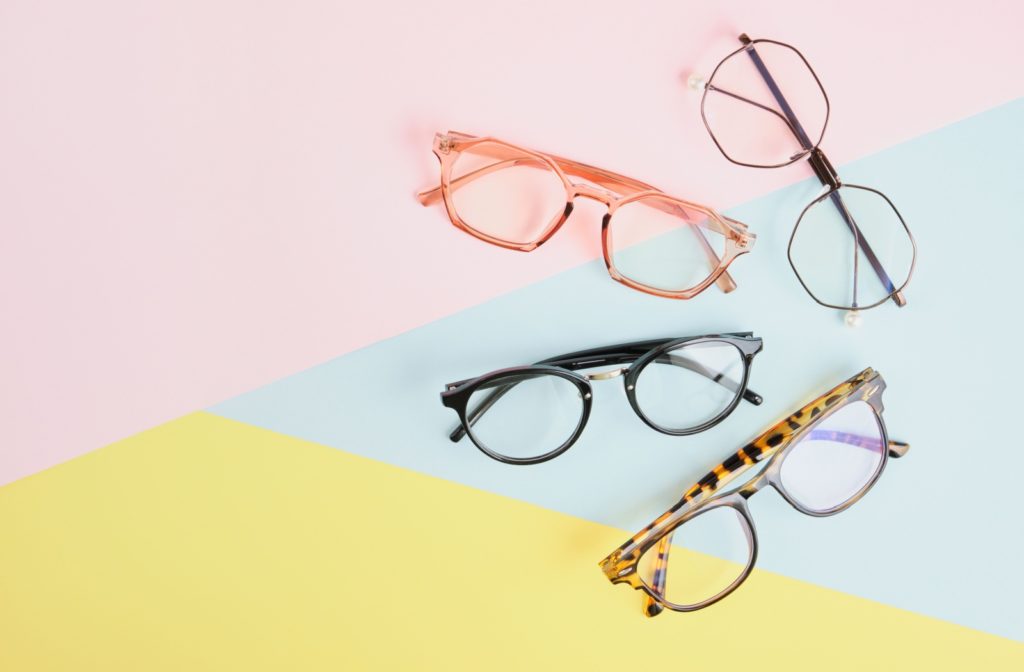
[212,99,1024,640]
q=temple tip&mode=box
[888,440,910,458]
[644,600,664,618]
[715,270,738,294]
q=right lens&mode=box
[633,340,745,432]
[789,185,915,309]
[448,141,567,246]
[703,40,828,167]
[465,371,585,461]
[639,506,752,608]
[779,400,885,513]
[607,195,727,292]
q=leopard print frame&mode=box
[599,366,909,616]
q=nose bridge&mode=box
[572,183,616,205]
[585,367,628,381]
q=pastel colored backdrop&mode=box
[2,1,1024,669]
[211,99,1024,641]
[2,0,1022,483]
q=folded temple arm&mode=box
[448,337,762,442]
[717,35,903,307]
[642,430,909,615]
[418,134,739,294]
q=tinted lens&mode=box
[633,341,745,431]
[639,506,752,608]
[449,141,566,245]
[465,372,584,460]
[608,195,727,292]
[789,186,914,309]
[779,400,885,512]
[703,41,828,167]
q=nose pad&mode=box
[687,73,707,91]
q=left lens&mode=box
[607,195,727,293]
[449,141,566,246]
[639,506,752,608]
[633,340,745,432]
[465,372,584,461]
[703,40,828,167]
[789,185,914,309]
[779,400,885,513]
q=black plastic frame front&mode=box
[440,334,764,465]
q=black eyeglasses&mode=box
[693,34,917,325]
[440,334,763,465]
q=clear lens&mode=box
[633,341,745,431]
[449,141,566,245]
[465,372,584,460]
[608,195,726,292]
[703,41,828,167]
[779,400,885,512]
[789,186,914,308]
[639,506,752,608]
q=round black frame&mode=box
[440,333,764,465]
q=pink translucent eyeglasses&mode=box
[418,131,755,300]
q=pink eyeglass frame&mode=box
[417,131,756,300]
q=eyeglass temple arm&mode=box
[533,337,761,402]
[417,140,739,294]
[811,153,903,306]
[447,383,516,442]
[446,338,763,442]
[804,429,909,458]
[416,158,530,206]
[658,353,762,404]
[728,34,903,307]
[642,428,907,616]
[417,146,673,208]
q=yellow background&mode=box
[1,413,1020,670]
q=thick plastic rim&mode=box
[626,339,750,435]
[636,498,758,611]
[456,367,593,465]
[441,138,574,250]
[772,398,890,516]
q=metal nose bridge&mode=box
[572,183,617,205]
[585,367,628,381]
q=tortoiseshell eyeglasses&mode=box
[690,35,917,325]
[600,367,909,615]
[440,334,763,465]
[418,132,755,300]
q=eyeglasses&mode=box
[692,35,917,325]
[417,131,756,300]
[599,367,909,615]
[440,334,764,465]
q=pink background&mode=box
[1,0,1021,485]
